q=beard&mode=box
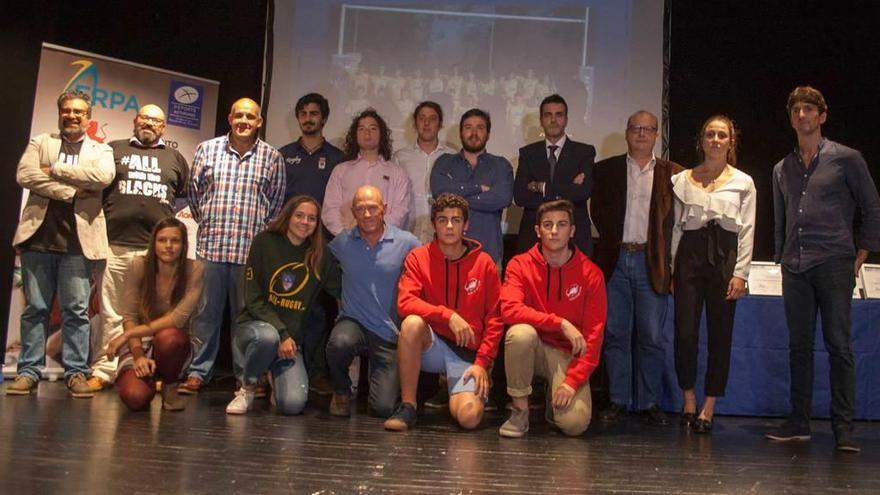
[136,128,159,145]
[461,139,486,154]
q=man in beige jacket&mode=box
[6,89,114,398]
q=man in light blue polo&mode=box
[431,108,513,264]
[326,185,421,417]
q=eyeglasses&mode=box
[137,114,165,125]
[61,108,88,117]
[627,125,658,134]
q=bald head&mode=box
[228,97,263,143]
[351,185,386,236]
[352,185,384,208]
[134,103,167,145]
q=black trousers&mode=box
[673,222,738,397]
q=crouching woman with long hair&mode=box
[106,217,204,411]
[226,195,341,415]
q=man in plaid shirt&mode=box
[180,97,286,393]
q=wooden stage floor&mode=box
[1,382,879,494]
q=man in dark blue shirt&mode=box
[766,86,880,453]
[277,93,343,395]
[277,93,343,205]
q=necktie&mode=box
[548,144,559,182]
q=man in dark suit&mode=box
[591,110,682,425]
[513,94,595,255]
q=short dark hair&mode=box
[295,93,330,120]
[343,108,393,161]
[413,101,443,127]
[459,108,491,133]
[539,94,568,116]
[786,86,827,114]
[536,199,574,224]
[431,193,469,224]
[57,89,92,118]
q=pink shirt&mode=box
[321,155,412,236]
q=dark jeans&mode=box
[673,224,738,397]
[782,257,855,434]
[326,318,399,417]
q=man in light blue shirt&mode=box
[431,108,513,264]
[326,185,421,418]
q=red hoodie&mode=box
[501,244,607,390]
[397,238,503,369]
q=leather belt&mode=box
[621,242,647,252]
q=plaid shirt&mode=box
[188,135,286,264]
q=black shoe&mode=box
[692,417,713,434]
[835,431,861,453]
[599,402,626,423]
[638,405,670,426]
[765,420,811,441]
[425,376,449,409]
[680,412,697,427]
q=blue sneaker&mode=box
[384,402,417,431]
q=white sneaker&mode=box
[226,387,256,415]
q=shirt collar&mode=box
[297,137,326,155]
[625,153,656,171]
[545,134,567,150]
[61,133,86,144]
[224,133,260,157]
[129,136,166,149]
[353,223,393,241]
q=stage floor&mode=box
[2,382,879,494]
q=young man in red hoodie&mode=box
[499,199,607,437]
[384,193,503,431]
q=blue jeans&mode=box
[326,318,399,417]
[232,320,308,415]
[602,249,669,409]
[187,260,244,382]
[18,250,95,380]
[782,258,856,434]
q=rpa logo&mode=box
[64,59,140,112]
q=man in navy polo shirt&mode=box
[277,93,343,394]
[278,93,343,205]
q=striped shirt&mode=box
[188,135,286,264]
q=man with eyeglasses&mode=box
[84,104,190,392]
[591,110,682,425]
[513,94,595,256]
[324,185,421,418]
[7,90,115,397]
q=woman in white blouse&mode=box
[670,115,756,434]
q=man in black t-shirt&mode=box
[7,90,115,398]
[87,104,189,391]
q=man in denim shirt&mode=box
[766,86,880,453]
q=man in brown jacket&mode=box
[591,110,682,425]
[6,89,114,398]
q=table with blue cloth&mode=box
[659,296,880,419]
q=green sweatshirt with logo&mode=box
[237,230,341,344]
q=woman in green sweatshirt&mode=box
[226,195,341,415]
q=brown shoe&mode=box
[161,382,186,411]
[86,375,110,392]
[309,374,334,396]
[329,392,351,417]
[178,376,204,395]
[67,373,95,398]
[6,375,38,395]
